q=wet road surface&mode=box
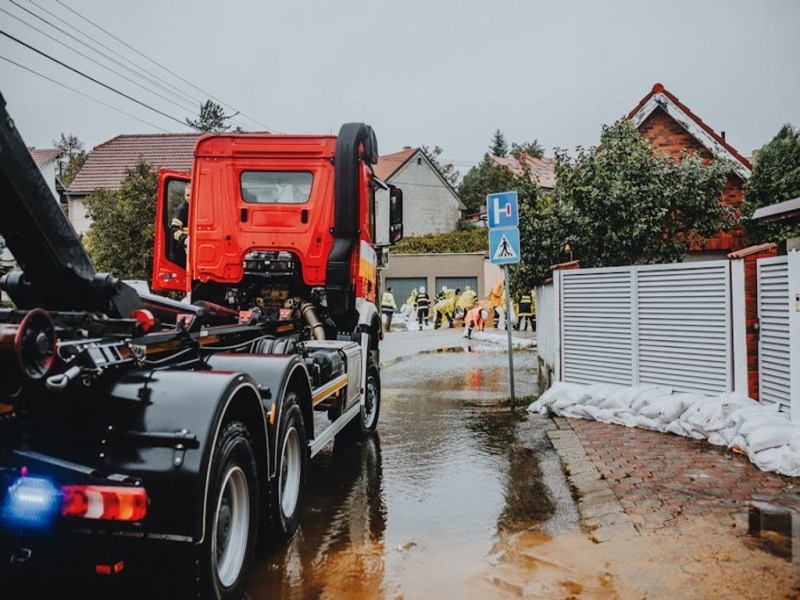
[246,345,578,598]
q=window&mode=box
[240,171,313,204]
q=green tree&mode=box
[457,155,516,215]
[743,123,800,250]
[54,133,88,187]
[489,129,508,157]
[421,145,460,187]
[186,100,236,133]
[515,120,733,287]
[511,140,544,159]
[83,158,158,280]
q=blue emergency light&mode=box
[1,476,61,529]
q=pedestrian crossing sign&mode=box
[489,227,521,265]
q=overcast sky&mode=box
[1,0,798,174]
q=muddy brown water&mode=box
[245,348,568,598]
[246,344,800,599]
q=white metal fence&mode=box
[537,251,798,419]
[557,261,736,395]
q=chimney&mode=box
[721,131,726,142]
[403,146,411,150]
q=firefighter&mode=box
[462,300,486,339]
[487,280,504,327]
[516,291,534,331]
[170,181,191,265]
[415,286,431,329]
[433,287,457,329]
[457,285,477,313]
[495,288,515,330]
[381,286,397,331]
[400,288,417,323]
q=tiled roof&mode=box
[490,153,557,189]
[374,147,417,181]
[27,147,59,168]
[627,83,752,180]
[68,133,200,194]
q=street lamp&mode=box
[564,243,573,261]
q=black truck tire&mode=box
[340,363,380,441]
[265,394,307,547]
[199,420,259,600]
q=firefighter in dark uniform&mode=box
[516,291,534,331]
[170,182,191,265]
[415,286,431,329]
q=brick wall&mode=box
[729,243,779,400]
[637,109,746,253]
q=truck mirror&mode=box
[389,187,403,244]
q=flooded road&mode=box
[246,346,578,598]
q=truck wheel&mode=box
[200,421,258,600]
[341,364,380,440]
[266,394,307,546]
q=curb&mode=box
[548,417,639,542]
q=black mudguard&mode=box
[101,368,266,542]
[205,353,314,477]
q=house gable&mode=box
[627,83,751,254]
[628,83,752,181]
[377,147,466,236]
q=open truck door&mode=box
[152,169,190,294]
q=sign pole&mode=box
[486,190,520,412]
[504,264,516,410]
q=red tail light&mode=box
[61,485,147,522]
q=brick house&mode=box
[67,134,200,237]
[627,83,752,258]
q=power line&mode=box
[0,30,193,129]
[0,55,171,133]
[57,0,276,133]
[2,4,199,117]
[26,0,204,112]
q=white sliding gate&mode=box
[560,261,734,394]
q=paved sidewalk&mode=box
[549,415,800,543]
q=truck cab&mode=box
[152,126,403,334]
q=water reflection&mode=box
[246,348,554,599]
[246,436,386,599]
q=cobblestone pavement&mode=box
[549,415,800,543]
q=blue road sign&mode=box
[486,191,518,228]
[489,227,521,265]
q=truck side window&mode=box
[166,179,190,265]
[240,171,313,204]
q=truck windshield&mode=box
[240,171,313,204]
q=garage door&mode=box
[385,277,426,307]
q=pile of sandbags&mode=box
[529,382,800,477]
